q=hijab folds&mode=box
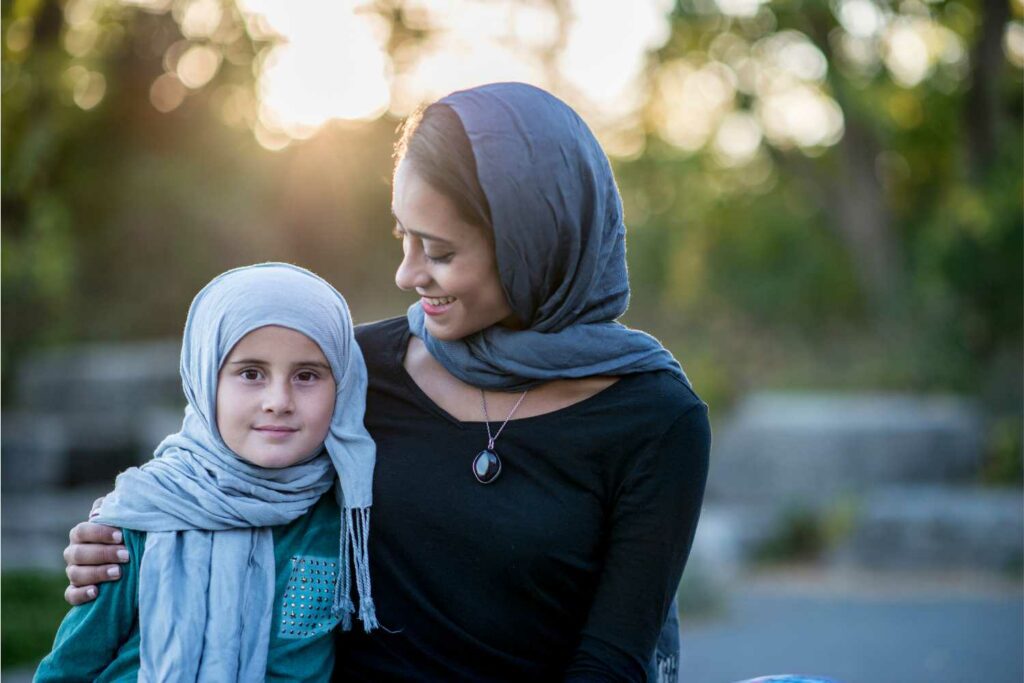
[406,82,688,390]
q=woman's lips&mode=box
[421,296,456,316]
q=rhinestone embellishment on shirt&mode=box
[278,556,339,639]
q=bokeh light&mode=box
[654,59,737,153]
[176,44,221,89]
[1005,21,1024,69]
[150,72,187,112]
[713,111,763,166]
[178,0,223,39]
[233,0,391,147]
[6,17,34,53]
[836,0,885,39]
[557,0,672,121]
[64,64,107,110]
[652,27,844,160]
[715,0,769,19]
[197,0,679,150]
[105,0,989,161]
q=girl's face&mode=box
[392,160,517,341]
[215,325,336,468]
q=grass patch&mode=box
[2,571,71,669]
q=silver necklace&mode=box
[473,388,528,484]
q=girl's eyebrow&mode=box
[391,212,454,246]
[228,359,332,370]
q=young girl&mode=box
[36,262,377,682]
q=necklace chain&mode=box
[481,389,529,450]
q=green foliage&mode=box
[1,571,70,669]
[1,0,1020,414]
[1,2,406,392]
[980,416,1024,486]
[754,501,858,563]
[625,0,1023,404]
[755,508,827,563]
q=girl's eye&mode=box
[425,252,454,264]
[295,371,319,382]
[240,368,262,381]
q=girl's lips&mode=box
[421,297,455,316]
[253,426,298,440]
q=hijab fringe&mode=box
[333,507,378,632]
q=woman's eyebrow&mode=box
[391,213,454,246]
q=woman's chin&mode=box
[424,319,461,341]
[423,307,517,341]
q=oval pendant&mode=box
[472,449,502,484]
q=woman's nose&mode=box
[394,247,431,291]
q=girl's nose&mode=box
[262,381,294,413]
[394,245,432,292]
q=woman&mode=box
[63,82,711,681]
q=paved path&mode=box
[680,570,1023,683]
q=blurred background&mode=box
[2,0,1022,680]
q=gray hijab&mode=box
[407,82,687,390]
[95,262,377,682]
[405,83,688,682]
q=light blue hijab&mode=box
[95,262,377,682]
[407,82,688,390]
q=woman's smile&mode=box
[421,295,457,315]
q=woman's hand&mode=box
[63,497,127,605]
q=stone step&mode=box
[1,408,184,489]
[1,486,111,571]
[831,485,1024,573]
[706,392,984,509]
[14,339,180,412]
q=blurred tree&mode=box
[626,0,1021,400]
[2,0,402,390]
[2,0,1021,411]
[639,0,1020,316]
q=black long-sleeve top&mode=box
[334,317,711,681]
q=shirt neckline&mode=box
[391,324,632,430]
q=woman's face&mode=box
[392,160,516,341]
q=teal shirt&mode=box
[35,493,342,682]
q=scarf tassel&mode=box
[332,507,378,632]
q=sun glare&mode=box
[228,0,681,149]
[120,0,966,159]
[234,0,390,147]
